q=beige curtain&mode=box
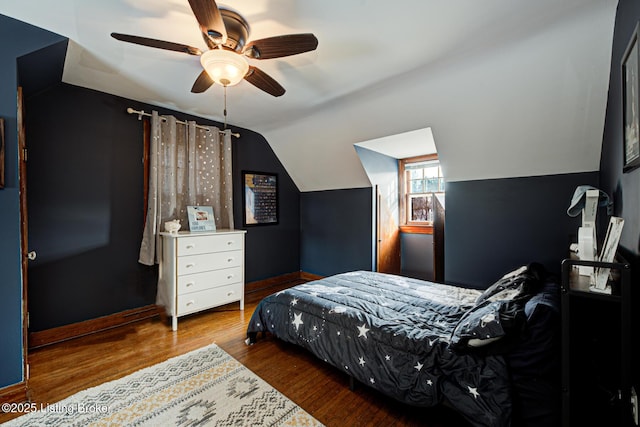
[139,111,234,265]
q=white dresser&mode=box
[157,230,246,330]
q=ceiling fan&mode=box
[111,0,318,97]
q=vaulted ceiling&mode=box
[0,0,618,191]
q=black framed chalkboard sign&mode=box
[242,171,279,226]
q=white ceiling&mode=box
[0,0,617,191]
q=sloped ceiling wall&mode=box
[263,1,617,191]
[0,1,618,192]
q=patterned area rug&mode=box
[5,343,323,426]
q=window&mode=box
[399,155,444,230]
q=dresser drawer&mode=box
[177,266,242,294]
[177,250,243,275]
[177,283,243,316]
[176,234,243,256]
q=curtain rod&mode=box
[126,107,240,138]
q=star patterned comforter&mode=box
[247,269,561,426]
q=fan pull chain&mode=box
[223,85,228,130]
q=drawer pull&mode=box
[186,282,195,288]
[227,258,234,263]
[227,274,234,280]
[185,263,195,269]
[227,291,235,297]
[185,244,195,249]
[186,300,194,307]
[227,241,234,246]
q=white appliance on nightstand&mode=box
[157,229,246,331]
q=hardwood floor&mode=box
[1,280,471,426]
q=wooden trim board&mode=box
[0,381,28,405]
[28,305,164,349]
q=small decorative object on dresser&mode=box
[164,219,181,233]
[157,229,246,330]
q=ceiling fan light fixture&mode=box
[200,49,249,87]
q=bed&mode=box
[246,264,560,427]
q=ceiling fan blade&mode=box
[111,33,202,55]
[187,0,227,45]
[201,31,217,50]
[243,33,318,59]
[244,66,285,97]
[191,70,214,93]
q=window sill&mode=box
[399,225,433,235]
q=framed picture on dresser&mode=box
[242,171,278,226]
[187,205,216,231]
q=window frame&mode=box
[398,154,442,234]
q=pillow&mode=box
[450,297,527,352]
[475,265,528,305]
[450,263,549,354]
[475,262,549,305]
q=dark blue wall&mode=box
[300,188,372,276]
[599,0,640,388]
[444,172,598,289]
[233,131,300,282]
[23,82,300,331]
[25,84,157,330]
[600,0,640,264]
[0,14,66,390]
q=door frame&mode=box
[18,86,30,390]
[375,185,401,274]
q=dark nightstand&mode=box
[561,255,633,426]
